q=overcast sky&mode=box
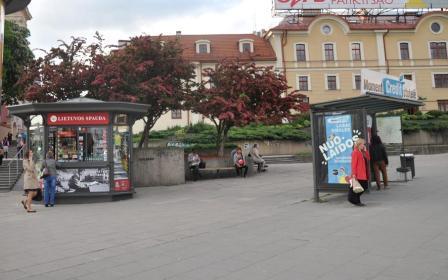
[27,0,281,53]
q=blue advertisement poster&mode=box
[324,115,353,184]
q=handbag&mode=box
[32,189,43,201]
[350,178,364,194]
[41,161,50,179]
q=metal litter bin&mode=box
[400,153,415,178]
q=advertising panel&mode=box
[56,168,110,193]
[274,0,446,9]
[361,69,417,101]
[321,115,354,184]
[47,112,110,126]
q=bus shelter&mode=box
[8,98,149,202]
[311,93,423,201]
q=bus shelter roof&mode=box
[310,93,424,114]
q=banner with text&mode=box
[47,112,110,126]
[323,115,353,184]
[361,69,417,101]
[274,0,447,10]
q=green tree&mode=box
[2,21,34,105]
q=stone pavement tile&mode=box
[0,269,30,280]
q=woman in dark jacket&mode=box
[370,135,389,190]
[349,138,370,206]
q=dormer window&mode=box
[195,40,211,54]
[239,39,254,53]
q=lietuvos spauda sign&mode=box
[361,69,418,101]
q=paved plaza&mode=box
[0,153,447,280]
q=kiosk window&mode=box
[50,127,108,162]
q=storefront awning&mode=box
[311,93,424,114]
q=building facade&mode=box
[266,11,448,111]
[1,4,31,141]
[126,33,277,132]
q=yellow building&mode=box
[266,11,448,111]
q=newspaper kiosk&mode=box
[8,98,149,202]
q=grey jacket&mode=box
[42,159,57,176]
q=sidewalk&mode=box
[0,154,447,280]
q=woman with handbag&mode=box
[21,150,39,213]
[348,138,370,207]
[42,151,57,207]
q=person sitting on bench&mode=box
[188,150,201,181]
[250,143,266,172]
[233,147,248,177]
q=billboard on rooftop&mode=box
[274,0,447,10]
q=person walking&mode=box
[0,143,4,165]
[348,138,370,207]
[42,151,57,207]
[2,137,9,158]
[21,150,39,213]
[233,147,248,177]
[370,135,389,190]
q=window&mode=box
[239,39,254,53]
[431,22,441,33]
[403,74,413,81]
[327,75,337,90]
[296,44,306,62]
[430,42,447,59]
[49,127,108,162]
[322,25,332,35]
[242,42,251,53]
[351,43,361,61]
[324,43,334,61]
[438,100,448,112]
[434,74,448,88]
[400,42,410,60]
[354,75,361,90]
[298,76,309,91]
[171,110,182,119]
[198,44,208,54]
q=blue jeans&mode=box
[44,176,57,205]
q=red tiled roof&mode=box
[270,11,448,32]
[157,34,276,62]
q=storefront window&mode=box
[29,115,44,161]
[113,124,130,192]
[48,126,108,162]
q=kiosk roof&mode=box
[8,99,150,120]
[311,93,424,113]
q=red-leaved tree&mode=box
[17,33,105,102]
[91,36,195,147]
[188,60,309,156]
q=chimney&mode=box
[176,31,181,37]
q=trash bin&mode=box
[400,153,415,178]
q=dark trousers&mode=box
[373,161,388,188]
[190,166,200,181]
[0,155,3,165]
[348,179,368,204]
[235,165,248,177]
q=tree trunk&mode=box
[138,121,151,148]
